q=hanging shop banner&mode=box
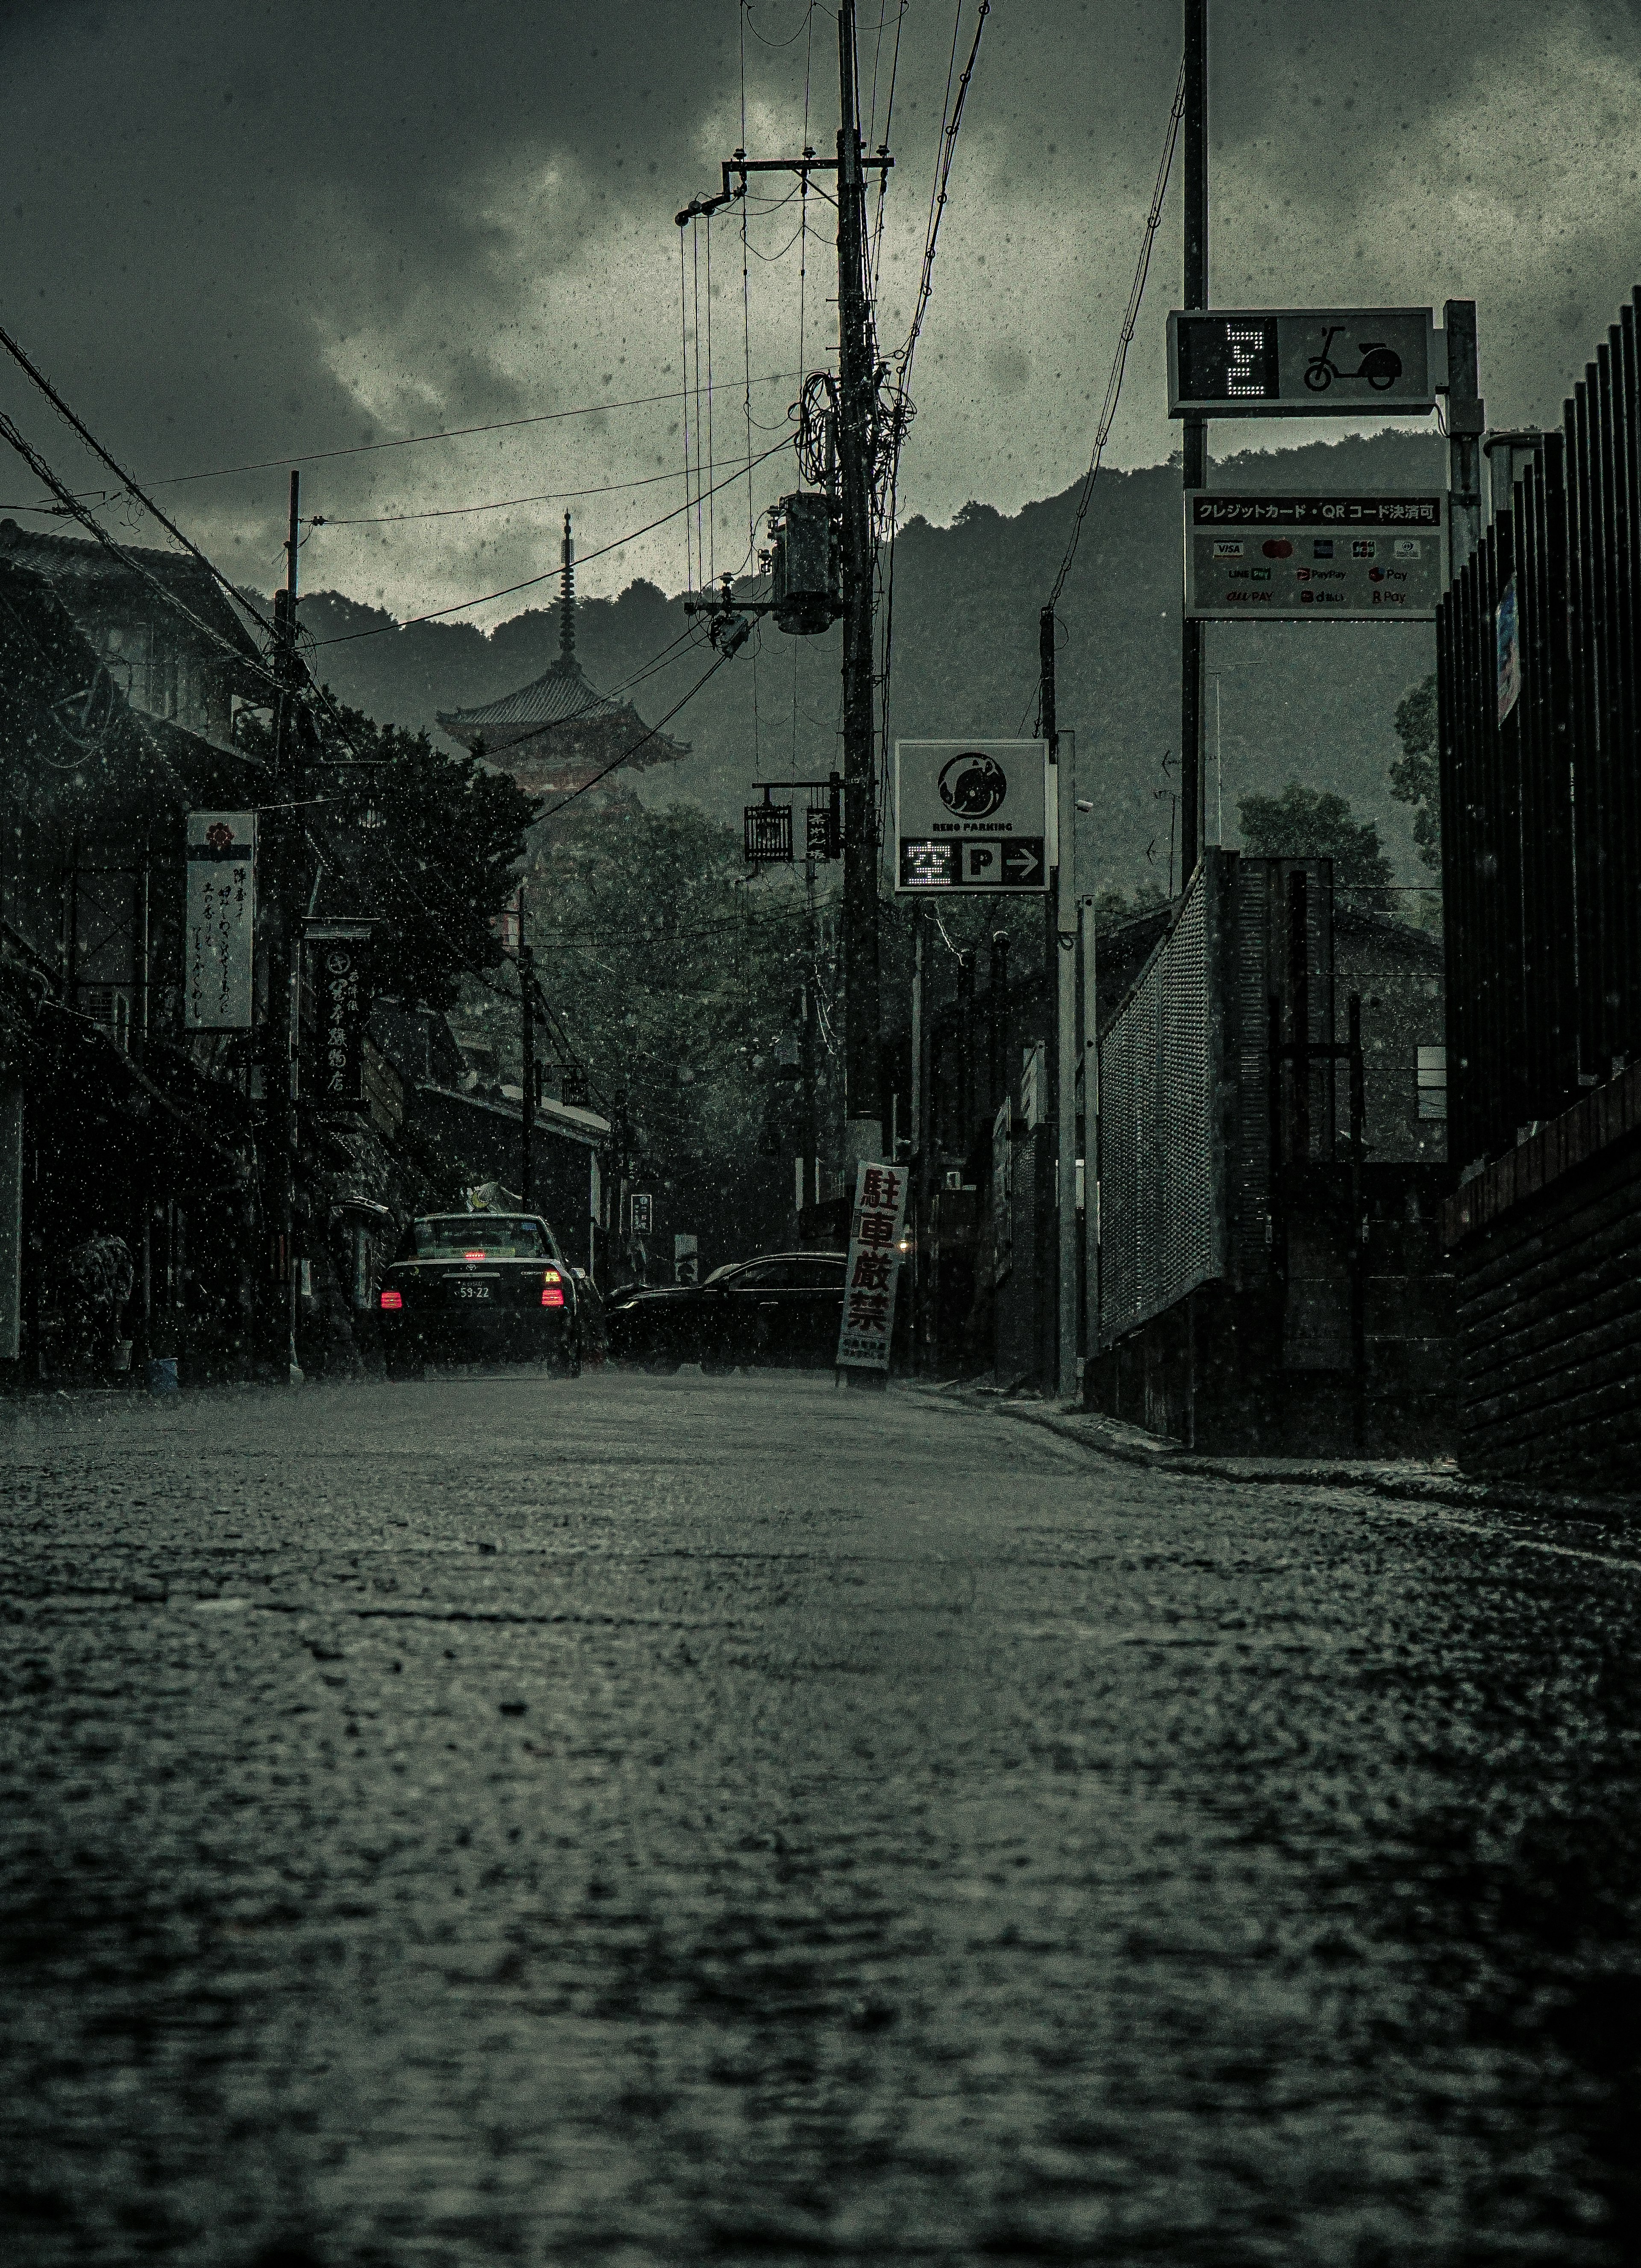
[1167,308,1438,419]
[184,812,256,1030]
[836,1161,910,1372]
[304,923,373,1109]
[1496,576,1521,723]
[1184,494,1444,620]
[895,739,1051,893]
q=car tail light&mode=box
[464,1250,486,1261]
[379,1289,403,1311]
[541,1287,565,1307]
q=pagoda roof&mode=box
[439,652,624,736]
[434,510,688,776]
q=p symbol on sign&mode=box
[965,844,996,879]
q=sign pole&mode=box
[1181,0,1209,887]
[1081,879,1100,1389]
[1056,734,1079,1403]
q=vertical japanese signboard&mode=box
[185,813,256,1030]
[305,922,373,1109]
[836,1161,909,1372]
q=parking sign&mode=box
[894,740,1051,893]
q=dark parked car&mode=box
[377,1213,580,1378]
[607,1252,847,1372]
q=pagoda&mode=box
[436,514,688,796]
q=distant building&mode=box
[0,518,260,746]
[435,514,688,796]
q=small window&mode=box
[1417,1045,1447,1121]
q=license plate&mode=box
[452,1284,491,1301]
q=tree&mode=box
[1388,672,1439,870]
[238,697,538,1010]
[492,801,821,1178]
[1237,781,1394,908]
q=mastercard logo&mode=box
[1262,538,1294,559]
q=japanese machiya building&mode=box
[436,514,688,799]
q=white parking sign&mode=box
[894,739,1051,893]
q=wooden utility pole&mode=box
[1181,0,1208,884]
[836,0,882,1171]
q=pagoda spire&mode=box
[559,510,576,660]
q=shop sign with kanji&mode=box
[836,1160,909,1372]
[184,812,256,1031]
[305,922,373,1109]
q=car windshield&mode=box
[407,1216,554,1259]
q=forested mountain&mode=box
[290,426,1444,894]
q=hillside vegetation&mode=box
[292,427,1445,895]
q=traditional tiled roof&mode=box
[435,512,687,773]
[0,517,264,671]
[439,650,626,736]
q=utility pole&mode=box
[1039,605,1061,1391]
[909,902,926,1370]
[519,898,535,1212]
[1180,0,1208,885]
[270,468,303,1384]
[836,0,883,1172]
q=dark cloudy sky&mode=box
[1,0,1636,626]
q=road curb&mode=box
[904,1383,1641,1528]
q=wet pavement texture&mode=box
[3,1371,1641,2268]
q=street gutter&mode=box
[906,1381,1641,1531]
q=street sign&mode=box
[304,921,373,1110]
[184,812,256,1030]
[1184,494,1444,620]
[1168,308,1438,418]
[894,739,1051,893]
[836,1161,909,1371]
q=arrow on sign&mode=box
[1002,841,1042,882]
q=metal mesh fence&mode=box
[1097,864,1221,1346]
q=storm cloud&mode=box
[1,0,1635,623]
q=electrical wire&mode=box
[1045,52,1187,610]
[11,375,799,504]
[309,464,688,529]
[310,439,790,646]
[534,647,735,821]
[0,317,277,644]
[0,408,281,699]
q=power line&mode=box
[3,374,801,503]
[310,438,791,646]
[0,317,278,644]
[0,407,282,697]
[309,464,687,530]
[1045,53,1187,611]
[535,648,736,821]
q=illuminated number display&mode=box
[1175,315,1279,404]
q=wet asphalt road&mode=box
[3,1371,1641,2268]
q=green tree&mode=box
[1388,672,1440,870]
[502,802,822,1173]
[238,699,538,1009]
[1237,781,1394,908]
